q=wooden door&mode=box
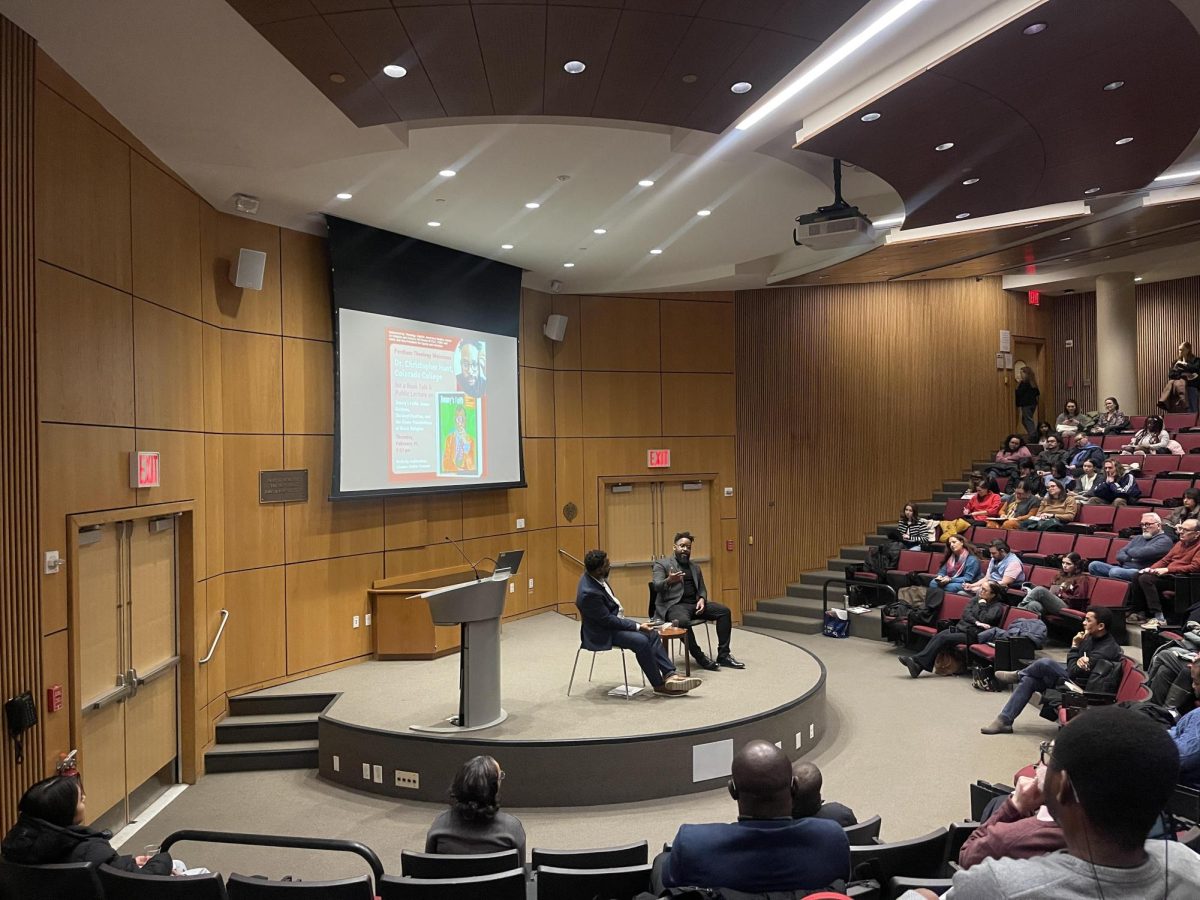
[600,483,657,615]
[659,481,712,568]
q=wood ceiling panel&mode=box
[395,5,494,117]
[475,4,547,116]
[325,9,446,120]
[257,16,396,126]
[638,17,757,127]
[590,9,692,121]
[543,6,621,117]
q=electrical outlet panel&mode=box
[361,763,371,780]
[516,517,525,529]
[352,615,361,629]
[395,769,420,790]
[333,755,340,772]
[365,613,372,627]
[372,764,383,783]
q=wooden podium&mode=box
[368,565,480,660]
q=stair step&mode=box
[932,491,959,502]
[826,558,861,573]
[915,502,944,515]
[786,582,823,600]
[215,712,319,745]
[865,535,887,547]
[799,569,850,587]
[758,596,826,618]
[228,692,335,717]
[943,481,968,492]
[742,611,823,635]
[840,545,871,561]
[204,740,318,774]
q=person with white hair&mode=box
[1087,512,1173,582]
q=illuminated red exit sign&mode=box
[130,450,160,488]
[647,449,671,468]
[1028,290,1040,306]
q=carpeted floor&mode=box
[118,622,1057,882]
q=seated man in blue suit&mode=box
[654,740,851,894]
[575,549,700,696]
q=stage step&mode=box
[227,692,335,717]
[742,610,823,635]
[840,545,871,561]
[932,491,959,502]
[207,691,336,774]
[943,481,968,493]
[914,501,944,516]
[214,711,319,745]
[205,740,319,774]
[758,595,824,619]
[826,557,861,573]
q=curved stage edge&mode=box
[315,635,827,807]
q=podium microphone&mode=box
[444,536,481,582]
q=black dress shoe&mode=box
[694,655,720,671]
[899,656,923,678]
[716,654,746,669]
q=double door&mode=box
[77,517,180,833]
[600,480,712,613]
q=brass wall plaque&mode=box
[259,469,309,504]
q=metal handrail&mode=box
[558,548,584,567]
[159,830,385,884]
[820,576,897,614]
[199,609,229,665]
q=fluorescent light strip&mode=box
[885,200,1089,244]
[1153,169,1200,183]
[735,0,930,132]
[1142,183,1200,207]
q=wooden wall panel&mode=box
[550,295,581,370]
[134,299,204,431]
[580,372,661,437]
[204,575,227,704]
[383,492,463,550]
[1044,293,1098,416]
[222,566,286,691]
[521,287,553,369]
[135,429,207,576]
[462,488,527,540]
[522,438,556,531]
[220,329,283,434]
[221,434,284,572]
[283,435,384,562]
[555,525,586,605]
[1,17,42,831]
[1136,275,1200,413]
[579,297,659,370]
[131,152,201,317]
[384,542,463,580]
[204,434,225,577]
[202,209,282,334]
[555,437,584,528]
[553,370,583,437]
[39,630,69,772]
[34,83,131,291]
[660,300,735,372]
[280,229,331,341]
[522,366,555,438]
[525,526,558,612]
[35,263,134,426]
[202,324,224,432]
[661,373,735,436]
[285,554,381,674]
[283,337,333,434]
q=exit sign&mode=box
[130,451,160,488]
[1028,289,1040,306]
[647,449,671,468]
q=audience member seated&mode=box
[1171,661,1200,790]
[906,706,1200,898]
[1016,457,1037,487]
[1034,421,1054,446]
[1033,434,1066,472]
[1127,519,1200,627]
[987,434,1033,480]
[424,755,526,862]
[898,503,929,548]
[929,535,981,594]
[653,740,850,894]
[1159,341,1200,413]
[991,479,1041,531]
[1121,415,1171,455]
[1017,552,1089,616]
[1065,432,1104,476]
[939,480,1002,541]
[1166,488,1200,538]
[899,581,1007,678]
[980,608,1122,735]
[1089,511,1174,581]
[1087,459,1142,506]
[1085,396,1130,436]
[1147,647,1198,713]
[1054,399,1090,439]
[1021,479,1077,531]
[1072,459,1099,500]
[1049,461,1075,493]
[1,774,174,874]
[957,765,1065,869]
[790,761,858,828]
[963,540,1024,595]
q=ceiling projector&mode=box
[793,159,878,251]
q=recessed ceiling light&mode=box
[500,244,513,250]
[1134,276,1143,282]
[563,262,575,268]
[383,65,407,79]
[593,228,607,235]
[935,142,955,151]
[1059,237,1071,242]
[697,209,711,217]
[649,248,663,255]
[335,192,352,200]
[731,81,752,94]
[438,169,457,178]
[860,112,882,122]
[955,212,971,219]
[637,179,655,187]
[1062,258,1072,262]
[1115,137,1133,145]
[682,74,698,84]
[1022,22,1047,35]
[1084,187,1101,194]
[427,221,441,227]
[1103,80,1125,91]
[525,202,541,209]
[962,178,980,185]
[563,60,586,74]
[329,73,346,84]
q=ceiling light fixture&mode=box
[525,202,541,209]
[383,65,407,79]
[697,209,711,217]
[501,244,513,250]
[955,212,971,219]
[1103,80,1125,91]
[438,169,457,178]
[1115,137,1133,145]
[563,60,586,74]
[1022,22,1047,35]
[563,262,575,268]
[860,112,882,122]
[962,178,980,185]
[730,82,752,94]
[1154,168,1200,182]
[427,221,441,227]
[335,192,352,200]
[682,74,698,84]
[1084,187,1101,194]
[637,179,655,187]
[329,73,346,84]
[593,228,607,235]
[649,248,663,255]
[1134,276,1143,282]
[935,142,955,151]
[736,0,928,132]
[1059,237,1071,242]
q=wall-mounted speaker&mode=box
[544,314,568,342]
[230,248,267,291]
[548,279,564,294]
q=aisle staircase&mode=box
[205,691,336,774]
[743,479,971,642]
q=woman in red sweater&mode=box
[938,481,1002,542]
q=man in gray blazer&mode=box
[651,532,744,670]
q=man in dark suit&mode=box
[654,740,851,894]
[651,531,744,670]
[791,761,858,828]
[575,549,700,696]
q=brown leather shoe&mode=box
[654,682,689,696]
[666,675,702,691]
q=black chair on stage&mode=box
[0,859,102,900]
[844,814,883,845]
[531,840,648,871]
[226,873,374,898]
[377,869,526,900]
[536,863,652,900]
[400,849,521,879]
[98,864,229,899]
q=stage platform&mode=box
[251,612,827,806]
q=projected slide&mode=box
[337,309,520,495]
